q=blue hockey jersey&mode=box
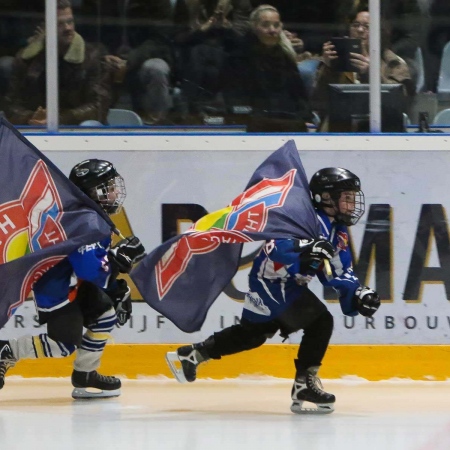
[242,209,360,322]
[32,236,114,314]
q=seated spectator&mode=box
[4,0,112,126]
[176,0,252,35]
[221,4,312,132]
[0,1,44,112]
[76,0,174,54]
[125,34,177,124]
[311,8,415,131]
[426,0,450,92]
[173,0,250,120]
[81,0,180,125]
[101,26,178,125]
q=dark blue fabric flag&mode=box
[131,140,320,333]
[0,118,115,327]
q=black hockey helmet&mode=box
[69,159,126,215]
[309,167,365,225]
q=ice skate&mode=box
[71,370,121,399]
[290,367,335,414]
[166,343,210,383]
[0,340,16,390]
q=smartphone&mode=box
[330,38,362,72]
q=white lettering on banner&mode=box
[43,231,60,245]
[0,214,16,234]
[245,212,261,231]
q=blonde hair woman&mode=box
[221,4,312,132]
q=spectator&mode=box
[83,0,179,124]
[221,4,312,132]
[311,9,414,131]
[76,0,173,54]
[0,1,44,112]
[353,0,423,91]
[425,0,450,92]
[4,0,112,126]
[172,1,251,121]
[176,0,252,35]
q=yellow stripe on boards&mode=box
[6,345,450,380]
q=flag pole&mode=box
[324,259,332,276]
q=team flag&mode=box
[0,118,115,328]
[131,140,321,333]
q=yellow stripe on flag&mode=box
[193,207,232,231]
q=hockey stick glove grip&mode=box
[109,236,146,274]
[297,239,334,273]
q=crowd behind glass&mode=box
[0,0,447,132]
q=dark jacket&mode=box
[79,0,173,20]
[5,33,112,125]
[222,32,312,131]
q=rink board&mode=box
[6,344,450,381]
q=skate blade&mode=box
[165,352,188,383]
[71,387,121,399]
[290,400,335,415]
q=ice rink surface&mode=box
[1,377,449,450]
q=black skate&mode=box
[71,370,121,399]
[0,340,16,390]
[291,367,335,414]
[165,344,210,383]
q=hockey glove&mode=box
[109,279,132,326]
[353,286,380,317]
[109,236,146,274]
[297,238,334,274]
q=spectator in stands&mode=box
[0,1,44,113]
[425,0,450,92]
[4,0,112,126]
[220,4,312,132]
[172,0,252,120]
[83,0,178,125]
[311,8,414,131]
[176,0,252,35]
[351,0,423,92]
[122,34,177,124]
[76,0,173,54]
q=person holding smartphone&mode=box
[311,8,414,131]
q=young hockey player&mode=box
[0,159,145,398]
[167,167,380,414]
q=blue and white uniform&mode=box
[242,209,360,322]
[33,236,114,315]
[8,236,118,369]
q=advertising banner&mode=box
[1,140,449,344]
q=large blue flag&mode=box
[0,118,115,327]
[131,140,320,333]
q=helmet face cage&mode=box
[89,175,126,215]
[328,189,365,226]
[310,168,365,226]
